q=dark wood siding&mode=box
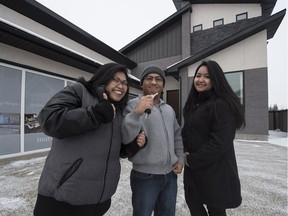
[126,20,182,63]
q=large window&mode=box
[0,65,22,155]
[24,72,64,151]
[0,63,75,157]
[225,71,244,104]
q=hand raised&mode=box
[135,95,154,115]
[103,93,115,118]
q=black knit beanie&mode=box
[140,65,166,86]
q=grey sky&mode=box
[36,0,287,109]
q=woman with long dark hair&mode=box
[34,63,145,216]
[182,60,245,216]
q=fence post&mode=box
[273,110,276,130]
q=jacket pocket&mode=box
[57,157,83,188]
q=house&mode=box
[120,0,286,140]
[0,0,285,158]
[0,0,141,158]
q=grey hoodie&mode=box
[121,96,184,174]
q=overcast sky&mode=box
[36,0,287,109]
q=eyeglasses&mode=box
[144,76,163,83]
[112,76,128,87]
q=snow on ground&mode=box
[0,130,287,216]
[268,130,288,147]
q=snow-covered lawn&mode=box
[0,131,287,216]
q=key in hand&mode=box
[144,93,158,119]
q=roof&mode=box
[0,0,137,73]
[0,20,103,73]
[166,9,286,73]
[120,0,280,62]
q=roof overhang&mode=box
[0,20,140,85]
[0,0,137,70]
[0,20,103,73]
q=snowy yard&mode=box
[0,131,287,216]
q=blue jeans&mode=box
[130,170,177,216]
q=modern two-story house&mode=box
[120,0,286,140]
[0,0,285,158]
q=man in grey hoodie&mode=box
[121,65,184,216]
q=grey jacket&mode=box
[121,97,184,174]
[37,82,123,205]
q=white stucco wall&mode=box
[128,87,142,96]
[162,76,180,101]
[0,42,141,97]
[188,31,268,76]
[191,4,262,31]
[0,43,93,80]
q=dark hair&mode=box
[77,63,129,110]
[183,60,245,128]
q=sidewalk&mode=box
[0,131,287,215]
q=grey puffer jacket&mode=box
[37,82,123,205]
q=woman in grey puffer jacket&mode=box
[33,63,146,216]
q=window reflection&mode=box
[225,71,244,104]
[24,72,64,151]
[0,65,21,155]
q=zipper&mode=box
[57,157,83,189]
[98,119,114,202]
[157,104,171,174]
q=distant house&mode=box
[0,0,285,158]
[120,0,286,141]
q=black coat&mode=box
[182,92,242,208]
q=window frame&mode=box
[236,12,248,21]
[213,18,224,27]
[193,24,203,32]
[224,71,244,105]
